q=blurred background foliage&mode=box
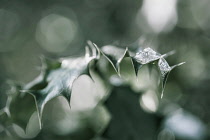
[0,0,210,139]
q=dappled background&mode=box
[0,0,210,140]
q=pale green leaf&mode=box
[22,41,100,128]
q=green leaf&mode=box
[158,58,185,98]
[131,48,161,77]
[98,45,130,76]
[22,41,100,128]
[97,45,184,98]
[131,48,176,77]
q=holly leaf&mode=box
[98,45,130,76]
[97,45,184,98]
[22,41,100,128]
[131,48,176,77]
[131,48,162,77]
[129,47,184,98]
[158,58,185,98]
